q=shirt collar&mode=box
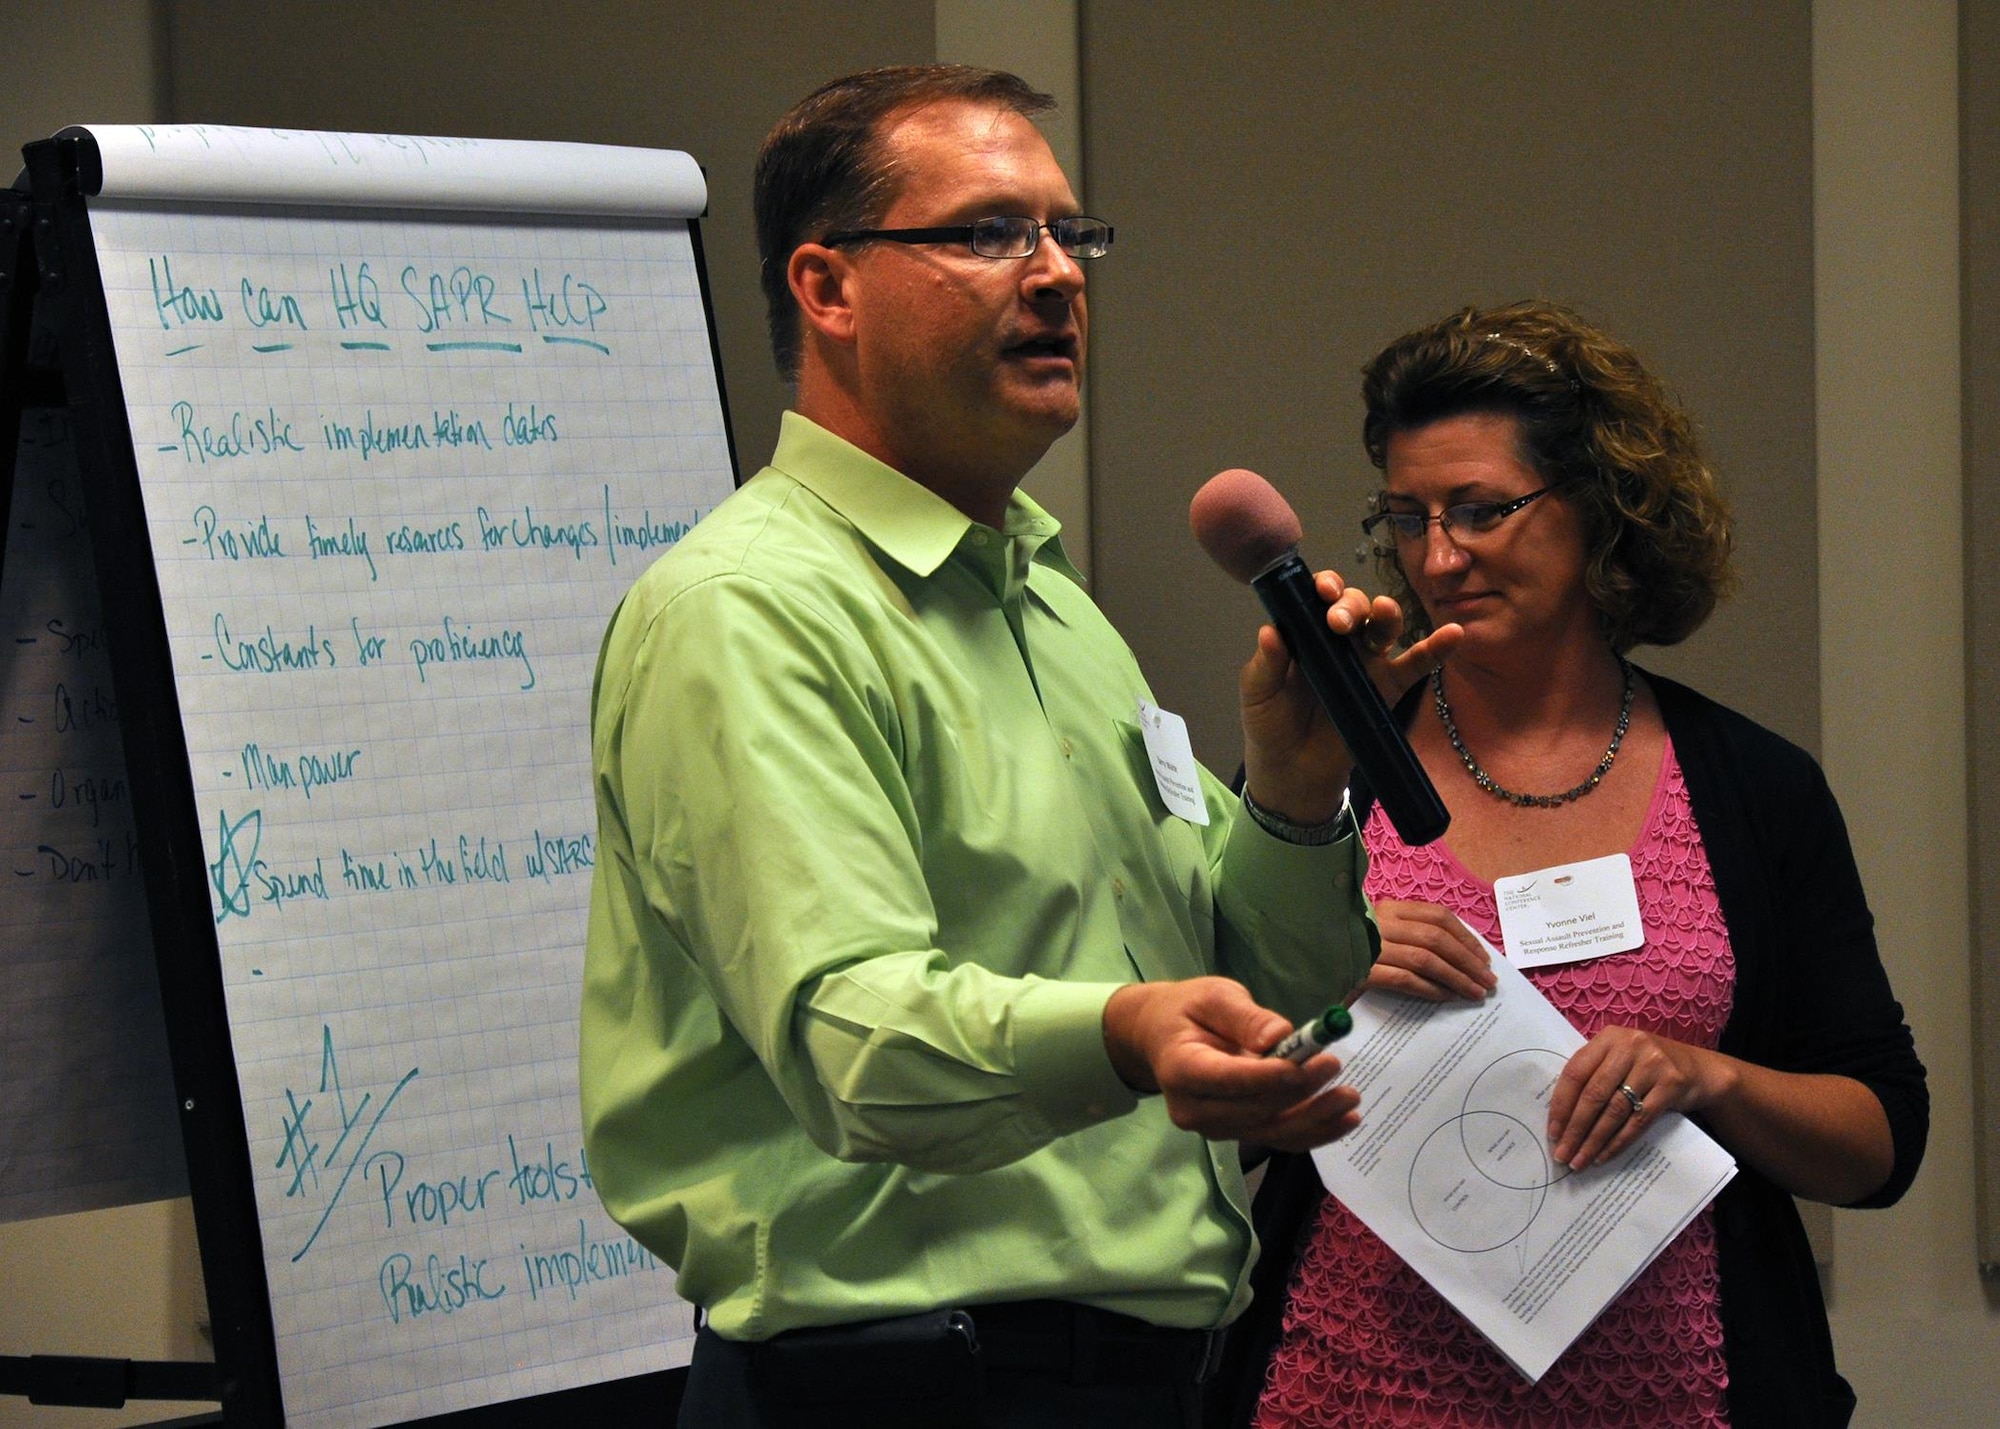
[770,411,1081,583]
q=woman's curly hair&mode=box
[1359,300,1735,652]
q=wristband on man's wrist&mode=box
[1241,787,1352,846]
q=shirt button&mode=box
[970,530,990,547]
[1112,877,1126,900]
[1335,870,1352,889]
[1060,738,1074,758]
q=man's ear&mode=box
[789,243,858,348]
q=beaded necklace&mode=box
[1432,658,1635,808]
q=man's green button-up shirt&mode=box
[581,413,1376,1340]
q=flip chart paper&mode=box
[70,126,732,1428]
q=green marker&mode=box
[1269,1004,1354,1062]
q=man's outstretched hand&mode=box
[1103,977,1360,1151]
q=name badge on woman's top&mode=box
[1137,700,1209,825]
[1494,852,1645,967]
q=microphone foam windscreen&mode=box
[1190,468,1304,584]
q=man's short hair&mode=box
[754,64,1056,382]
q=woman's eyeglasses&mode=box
[1360,488,1551,556]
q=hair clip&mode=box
[1481,332,1578,390]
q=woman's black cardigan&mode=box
[1211,671,1928,1429]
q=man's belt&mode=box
[967,1298,1226,1385]
[746,1298,1226,1412]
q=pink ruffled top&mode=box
[1256,740,1735,1427]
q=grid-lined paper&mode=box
[77,127,731,1429]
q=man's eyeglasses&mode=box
[820,215,1114,260]
[1359,488,1551,554]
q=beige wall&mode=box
[0,1200,211,1429]
[1963,0,2000,1279]
[1813,2,2000,1422]
[2,2,1993,1425]
[0,0,163,164]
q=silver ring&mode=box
[1618,1083,1645,1116]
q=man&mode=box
[581,65,1404,1426]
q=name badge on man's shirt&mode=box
[1137,700,1209,825]
[1494,852,1645,967]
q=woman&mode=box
[1244,302,1927,1427]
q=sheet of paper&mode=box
[1309,937,1735,1382]
[81,124,707,218]
[1,404,189,1221]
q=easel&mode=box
[3,125,721,1426]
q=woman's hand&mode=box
[1546,1026,1724,1171]
[1546,1025,1896,1202]
[1363,900,1496,1003]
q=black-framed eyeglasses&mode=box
[820,215,1114,259]
[1359,488,1552,554]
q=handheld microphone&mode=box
[1190,467,1449,847]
